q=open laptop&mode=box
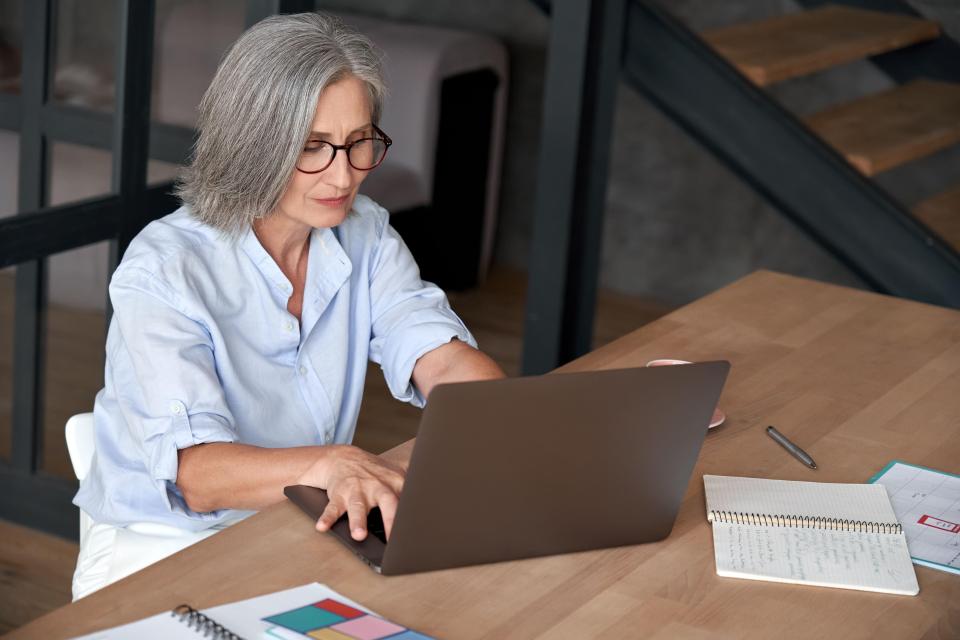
[285,361,729,575]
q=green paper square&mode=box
[264,605,345,633]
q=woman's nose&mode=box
[323,150,355,189]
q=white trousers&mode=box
[72,510,244,600]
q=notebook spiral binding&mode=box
[709,511,903,534]
[171,604,245,640]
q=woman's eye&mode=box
[304,141,327,152]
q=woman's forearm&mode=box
[176,442,331,513]
[412,339,506,399]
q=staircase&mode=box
[521,0,960,372]
[700,3,960,261]
[550,0,960,306]
[915,184,960,245]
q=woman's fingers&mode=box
[315,488,400,542]
[315,499,344,533]
[306,446,406,541]
[376,490,400,540]
[346,498,369,540]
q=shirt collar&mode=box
[240,224,353,329]
[306,226,352,317]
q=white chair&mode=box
[65,413,96,482]
[66,412,189,536]
[66,412,230,599]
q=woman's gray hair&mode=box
[175,12,386,234]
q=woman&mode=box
[72,12,505,598]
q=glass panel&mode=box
[41,241,109,479]
[0,129,16,217]
[0,265,13,464]
[0,0,21,95]
[147,155,181,187]
[148,0,243,173]
[49,140,112,206]
[50,0,117,112]
[152,0,243,128]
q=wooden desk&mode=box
[12,271,960,639]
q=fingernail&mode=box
[353,527,365,536]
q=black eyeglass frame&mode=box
[295,124,393,174]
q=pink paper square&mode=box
[330,615,405,640]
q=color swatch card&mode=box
[870,461,960,575]
[261,597,433,639]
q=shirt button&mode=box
[170,403,183,415]
[283,320,294,332]
[299,365,307,376]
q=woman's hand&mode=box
[299,445,406,541]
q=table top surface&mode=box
[13,270,960,640]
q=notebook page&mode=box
[704,475,898,524]
[70,584,375,640]
[71,611,198,639]
[712,522,920,595]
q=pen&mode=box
[766,425,817,469]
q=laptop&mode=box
[285,361,729,575]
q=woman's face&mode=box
[271,75,375,230]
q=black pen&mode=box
[766,425,817,469]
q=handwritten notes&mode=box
[704,476,920,595]
[712,522,917,593]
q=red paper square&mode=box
[313,598,365,620]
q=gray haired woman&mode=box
[71,12,504,598]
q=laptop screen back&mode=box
[381,361,729,575]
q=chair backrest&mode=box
[65,412,95,482]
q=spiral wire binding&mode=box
[172,604,245,640]
[708,511,902,534]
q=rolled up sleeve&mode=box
[108,267,237,516]
[366,217,476,407]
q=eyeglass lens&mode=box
[297,138,388,173]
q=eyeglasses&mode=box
[296,124,392,174]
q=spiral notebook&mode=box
[703,475,919,595]
[71,583,434,639]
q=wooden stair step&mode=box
[804,79,960,176]
[914,185,960,253]
[702,5,940,86]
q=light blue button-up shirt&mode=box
[74,195,476,531]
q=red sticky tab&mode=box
[917,514,960,533]
[313,598,365,619]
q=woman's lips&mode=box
[312,195,349,207]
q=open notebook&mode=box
[703,475,919,595]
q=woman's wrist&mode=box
[295,443,344,488]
